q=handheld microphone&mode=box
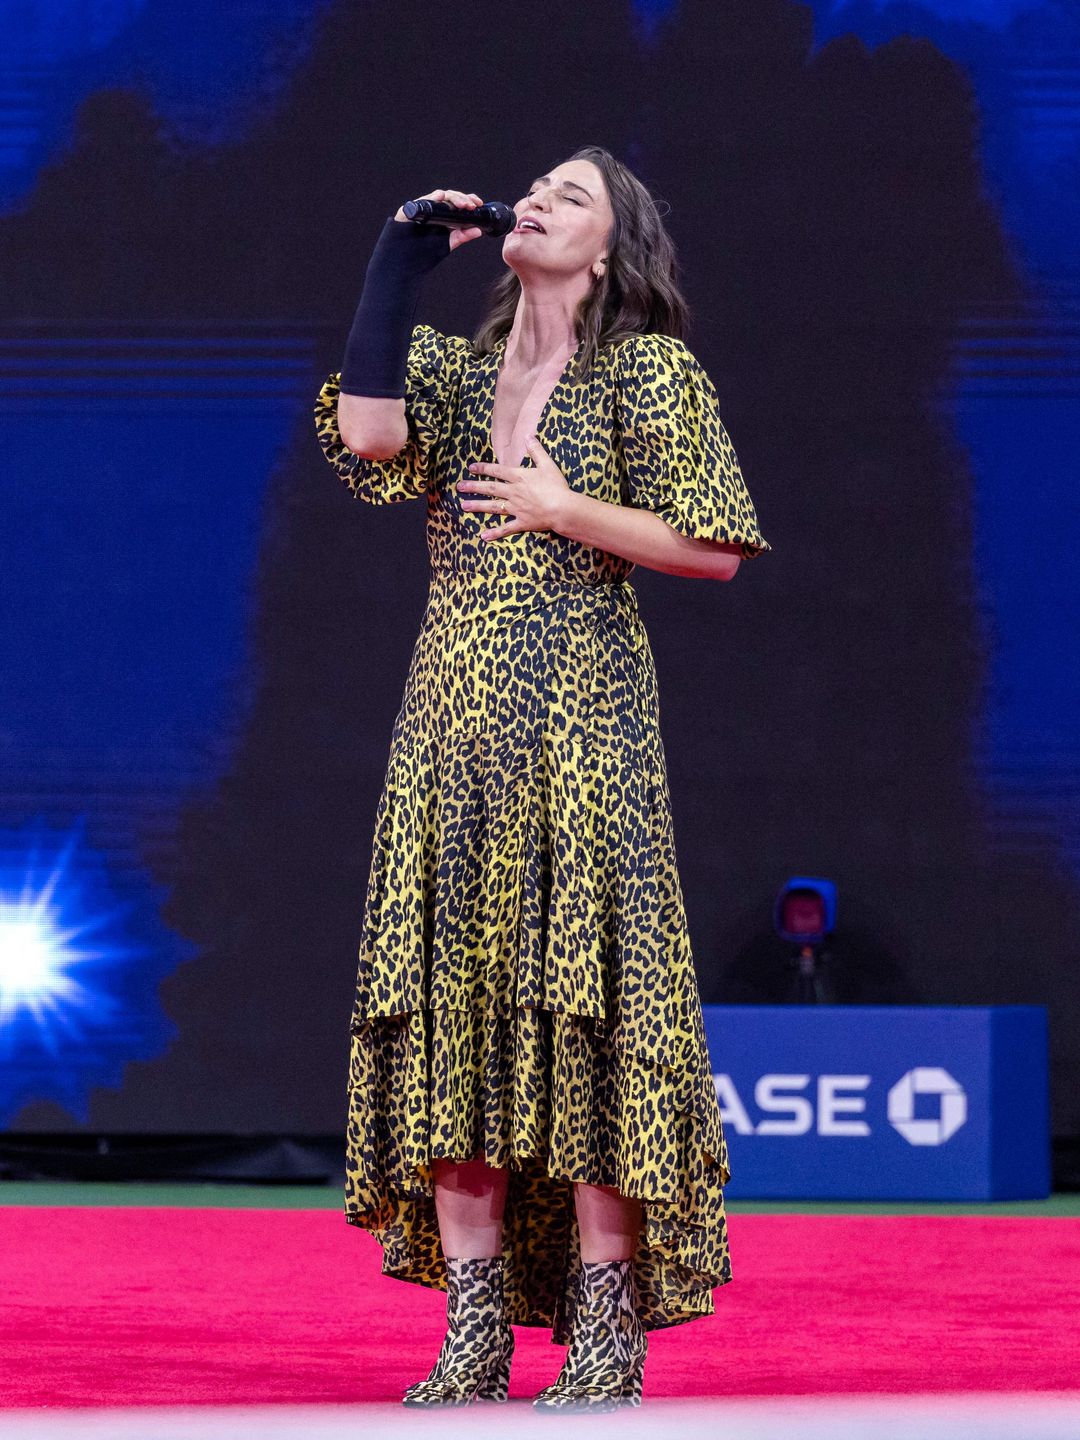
[402,198,517,237]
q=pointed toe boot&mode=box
[533,1257,648,1412]
[401,1254,514,1406]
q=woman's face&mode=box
[503,160,613,281]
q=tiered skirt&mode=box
[343,572,734,1342]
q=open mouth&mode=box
[514,219,546,234]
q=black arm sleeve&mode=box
[338,216,452,398]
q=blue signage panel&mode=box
[700,1005,1050,1200]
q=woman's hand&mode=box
[394,188,485,251]
[456,435,574,539]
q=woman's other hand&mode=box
[394,188,485,250]
[456,435,575,539]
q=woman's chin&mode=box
[502,250,550,279]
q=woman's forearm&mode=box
[337,215,450,456]
[553,490,741,580]
[339,392,408,457]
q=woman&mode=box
[313,145,771,1412]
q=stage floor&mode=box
[2,1183,1078,1439]
[2,1395,1080,1439]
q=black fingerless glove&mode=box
[338,216,452,397]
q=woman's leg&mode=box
[432,1151,509,1258]
[532,1183,647,1408]
[574,1181,643,1261]
[403,1153,514,1405]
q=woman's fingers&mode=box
[457,472,513,505]
[458,475,511,495]
[409,187,481,208]
[442,189,483,248]
[467,461,517,478]
[400,188,484,246]
[440,188,481,208]
[448,223,483,251]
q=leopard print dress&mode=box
[313,323,770,1346]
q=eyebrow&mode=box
[530,174,595,201]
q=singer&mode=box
[313,144,771,1411]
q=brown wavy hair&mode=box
[471,145,689,383]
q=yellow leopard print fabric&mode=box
[313,323,770,1345]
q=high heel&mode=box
[401,1254,514,1406]
[533,1257,648,1412]
[467,1340,513,1401]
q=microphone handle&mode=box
[402,198,517,237]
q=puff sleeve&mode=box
[616,333,771,558]
[313,323,472,505]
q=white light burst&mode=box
[0,820,181,1125]
[0,829,123,1053]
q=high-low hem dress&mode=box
[313,322,770,1345]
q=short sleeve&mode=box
[616,333,772,559]
[313,323,472,505]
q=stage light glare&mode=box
[0,820,181,1124]
[0,827,129,1054]
[0,896,100,1028]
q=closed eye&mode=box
[526,189,581,205]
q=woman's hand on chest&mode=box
[456,435,573,540]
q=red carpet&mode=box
[3,1207,1077,1407]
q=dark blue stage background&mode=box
[2,1,1078,1142]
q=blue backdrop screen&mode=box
[2,0,1078,1137]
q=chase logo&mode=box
[887,1067,967,1146]
[712,1067,969,1148]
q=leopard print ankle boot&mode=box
[533,1257,648,1412]
[401,1254,514,1406]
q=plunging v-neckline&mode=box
[486,334,582,469]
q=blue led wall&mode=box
[2,0,1078,1138]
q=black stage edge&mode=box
[1,1134,1079,1192]
[0,1134,345,1184]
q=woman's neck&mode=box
[504,287,584,369]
